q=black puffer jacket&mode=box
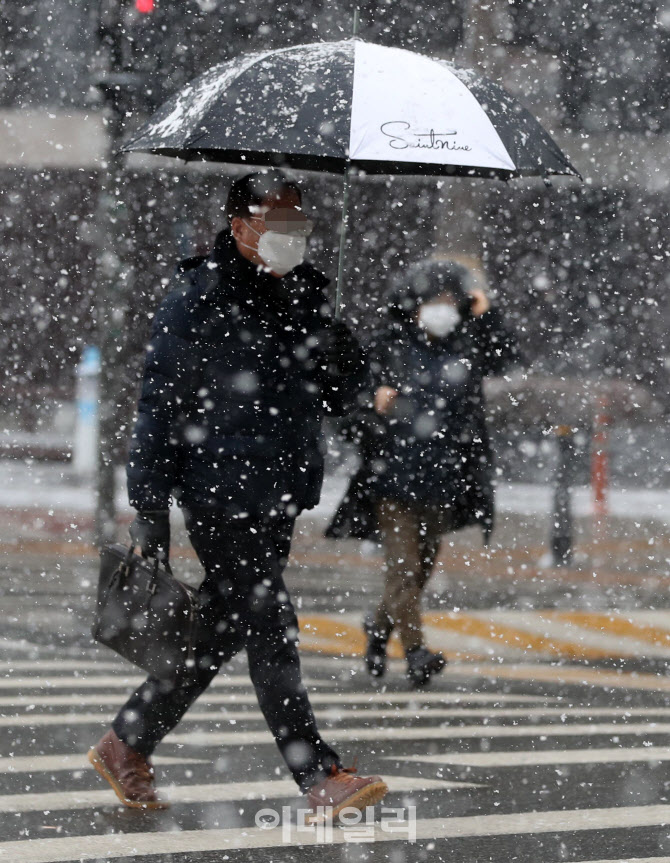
[127,230,365,518]
[329,264,520,541]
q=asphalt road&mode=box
[3,547,670,862]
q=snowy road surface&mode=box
[3,544,670,863]
[2,460,670,862]
[3,647,670,863]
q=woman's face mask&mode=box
[418,302,461,338]
[240,213,310,276]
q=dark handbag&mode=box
[92,544,199,684]
[325,467,378,540]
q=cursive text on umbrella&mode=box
[380,121,473,152]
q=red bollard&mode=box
[592,395,611,522]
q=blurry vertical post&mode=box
[92,0,158,544]
[592,394,611,536]
[74,346,102,477]
[551,424,574,567]
[93,1,126,545]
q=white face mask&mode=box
[240,220,306,276]
[418,302,461,338]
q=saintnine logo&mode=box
[381,121,473,152]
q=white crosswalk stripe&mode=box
[0,660,128,672]
[4,805,670,862]
[0,754,206,774]
[0,776,481,814]
[2,654,670,860]
[2,704,670,728]
[0,689,557,708]
[167,720,670,747]
[0,673,337,690]
[396,747,670,769]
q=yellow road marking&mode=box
[298,612,623,662]
[298,616,403,659]
[423,612,612,661]
[298,611,668,662]
[550,611,670,649]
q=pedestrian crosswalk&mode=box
[0,775,476,815]
[297,609,670,661]
[0,753,205,774]
[2,651,670,862]
[6,805,670,862]
[399,747,670,769]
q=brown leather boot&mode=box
[305,765,388,822]
[88,729,169,810]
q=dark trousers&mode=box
[112,510,341,791]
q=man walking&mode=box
[88,170,388,817]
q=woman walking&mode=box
[329,259,520,686]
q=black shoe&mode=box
[406,646,446,688]
[363,614,388,679]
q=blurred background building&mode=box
[1,0,669,488]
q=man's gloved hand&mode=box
[129,510,170,561]
[324,320,362,375]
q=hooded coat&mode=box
[327,261,520,541]
[127,230,365,519]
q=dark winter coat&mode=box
[127,230,365,519]
[328,287,519,541]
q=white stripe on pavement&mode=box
[444,662,670,695]
[4,804,670,861]
[0,776,481,814]
[0,754,206,774]
[395,746,670,769]
[2,704,669,728]
[0,661,126,673]
[0,690,557,708]
[0,674,336,690]
[168,721,670,747]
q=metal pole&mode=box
[93,1,129,546]
[551,425,574,567]
[94,98,126,546]
[335,165,352,319]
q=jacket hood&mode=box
[385,259,473,321]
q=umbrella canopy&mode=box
[123,39,578,180]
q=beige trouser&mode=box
[374,498,448,653]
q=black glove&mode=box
[324,321,362,375]
[129,510,170,561]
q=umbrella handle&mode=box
[334,163,352,320]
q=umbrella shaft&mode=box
[335,164,352,319]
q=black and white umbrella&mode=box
[125,39,576,180]
[123,39,579,309]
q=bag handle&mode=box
[140,549,174,580]
[122,546,174,580]
[118,545,136,580]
